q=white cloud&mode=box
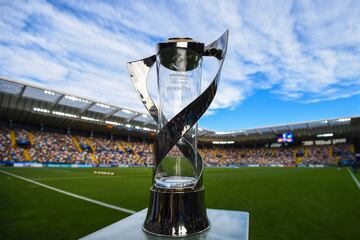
[0,0,359,116]
[0,45,67,82]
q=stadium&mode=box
[1,77,359,168]
[1,1,360,240]
[1,76,359,239]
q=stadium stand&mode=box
[0,77,359,168]
[0,126,356,167]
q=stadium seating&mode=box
[0,127,356,166]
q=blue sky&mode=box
[0,0,359,131]
[200,90,360,130]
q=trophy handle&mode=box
[127,55,158,121]
[203,30,229,60]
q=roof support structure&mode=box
[79,102,95,114]
[50,94,64,109]
[144,118,155,125]
[198,130,212,137]
[202,132,214,137]
[15,85,27,106]
[104,109,119,118]
[126,113,141,122]
[18,85,26,97]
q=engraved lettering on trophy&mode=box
[167,73,191,93]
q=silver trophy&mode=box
[127,30,229,237]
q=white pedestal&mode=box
[81,209,249,240]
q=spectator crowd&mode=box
[0,127,356,167]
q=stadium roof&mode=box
[0,76,157,133]
[202,116,359,143]
[1,76,359,143]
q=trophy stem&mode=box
[143,187,210,237]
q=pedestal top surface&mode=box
[81,208,249,240]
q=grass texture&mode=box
[0,167,359,240]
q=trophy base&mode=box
[143,186,210,237]
[80,208,249,240]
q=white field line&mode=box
[347,168,360,190]
[0,170,136,214]
[32,175,132,181]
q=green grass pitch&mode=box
[0,167,359,240]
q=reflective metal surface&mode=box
[158,38,205,56]
[80,208,249,240]
[157,38,204,71]
[143,187,209,237]
[127,30,229,237]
